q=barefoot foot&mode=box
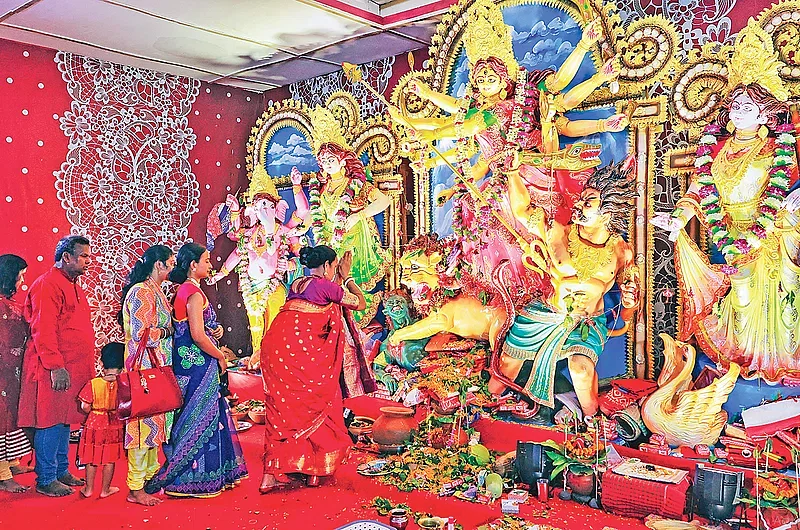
[0,478,30,493]
[78,486,92,498]
[127,489,161,505]
[99,486,119,498]
[57,472,85,487]
[10,464,34,475]
[36,480,73,497]
[259,473,292,494]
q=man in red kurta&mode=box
[17,235,95,496]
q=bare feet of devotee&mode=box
[0,478,30,493]
[127,489,162,505]
[10,464,34,475]
[259,473,293,494]
[36,480,73,497]
[58,472,86,486]
[79,485,92,498]
[99,486,120,498]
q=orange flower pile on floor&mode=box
[757,472,800,501]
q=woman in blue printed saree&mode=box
[145,243,247,497]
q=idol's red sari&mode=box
[261,278,354,477]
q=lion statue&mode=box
[388,234,509,350]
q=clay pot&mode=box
[388,508,409,530]
[372,406,417,450]
[248,409,266,424]
[565,467,595,497]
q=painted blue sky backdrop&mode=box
[448,4,594,98]
[266,127,319,177]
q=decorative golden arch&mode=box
[245,93,405,286]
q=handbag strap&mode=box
[133,328,162,369]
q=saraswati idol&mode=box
[652,19,800,384]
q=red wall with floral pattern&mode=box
[0,38,264,356]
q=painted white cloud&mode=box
[562,17,578,30]
[285,133,307,146]
[511,27,531,41]
[548,18,565,32]
[530,21,548,38]
[291,145,312,157]
[268,142,293,156]
[270,153,311,166]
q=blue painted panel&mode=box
[265,127,318,177]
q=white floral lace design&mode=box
[55,52,201,348]
[616,0,735,55]
[288,56,395,119]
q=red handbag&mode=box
[117,328,183,420]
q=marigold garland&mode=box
[308,171,363,248]
[695,122,796,263]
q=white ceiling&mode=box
[0,0,449,91]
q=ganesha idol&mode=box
[206,164,309,367]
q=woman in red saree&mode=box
[260,245,374,493]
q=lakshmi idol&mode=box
[307,105,390,327]
[652,20,800,384]
[391,0,627,296]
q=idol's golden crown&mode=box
[309,105,351,154]
[247,164,280,203]
[727,18,789,102]
[463,0,519,75]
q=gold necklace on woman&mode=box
[711,136,768,198]
[567,227,617,282]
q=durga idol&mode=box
[652,20,800,384]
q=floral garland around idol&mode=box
[234,229,291,301]
[695,122,795,264]
[452,94,480,243]
[308,171,363,249]
[505,66,541,149]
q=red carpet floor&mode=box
[1,422,651,530]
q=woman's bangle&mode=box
[344,277,356,288]
[596,118,608,133]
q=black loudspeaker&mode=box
[692,464,744,522]
[515,441,552,486]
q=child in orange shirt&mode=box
[77,342,125,498]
